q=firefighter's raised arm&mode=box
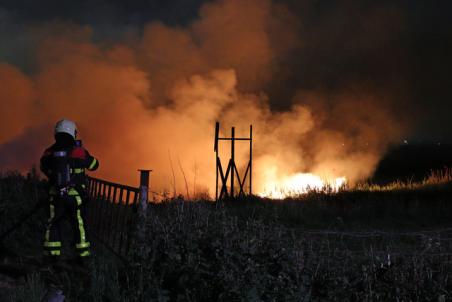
[84,149,99,171]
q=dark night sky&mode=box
[1,0,452,142]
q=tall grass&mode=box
[356,167,452,191]
[1,170,452,301]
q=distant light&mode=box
[403,139,408,144]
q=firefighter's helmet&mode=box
[55,119,77,139]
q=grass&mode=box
[356,167,452,191]
[1,169,452,300]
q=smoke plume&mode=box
[0,0,407,197]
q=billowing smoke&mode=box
[0,0,407,197]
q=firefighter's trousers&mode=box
[43,188,90,257]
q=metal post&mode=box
[231,127,235,198]
[215,122,219,202]
[249,125,252,196]
[138,169,152,215]
[215,156,218,202]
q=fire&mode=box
[259,172,346,199]
[0,0,401,195]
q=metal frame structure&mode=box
[214,121,253,201]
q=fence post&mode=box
[136,169,151,249]
[138,169,151,216]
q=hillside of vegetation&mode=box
[1,170,452,301]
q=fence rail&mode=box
[86,176,141,260]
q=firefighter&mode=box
[40,119,99,263]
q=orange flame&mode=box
[259,170,346,199]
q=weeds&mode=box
[7,273,46,302]
[1,170,452,300]
[356,167,452,191]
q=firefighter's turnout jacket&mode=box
[40,134,99,258]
